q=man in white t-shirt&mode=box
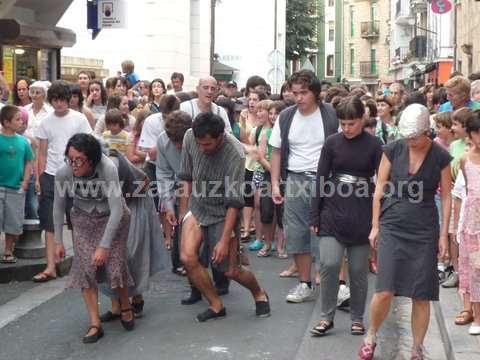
[269,70,338,304]
[180,76,232,133]
[33,81,92,283]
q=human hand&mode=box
[272,184,284,205]
[369,227,379,249]
[310,226,319,235]
[166,209,177,226]
[21,180,29,192]
[212,239,229,265]
[438,234,448,259]
[56,244,65,260]
[35,179,41,194]
[91,247,108,267]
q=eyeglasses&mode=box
[64,156,87,168]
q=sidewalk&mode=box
[435,287,480,360]
[0,226,73,284]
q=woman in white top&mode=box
[86,80,108,124]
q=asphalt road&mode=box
[0,252,446,360]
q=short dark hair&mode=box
[335,96,365,120]
[248,90,268,101]
[364,99,378,118]
[324,86,349,103]
[165,110,192,143]
[106,95,122,110]
[47,80,72,104]
[245,75,267,96]
[77,70,92,80]
[171,72,184,83]
[452,107,472,127]
[214,97,236,126]
[159,94,180,116]
[69,84,84,109]
[175,91,192,103]
[105,109,125,128]
[65,133,102,168]
[0,105,20,126]
[466,110,480,134]
[192,113,225,139]
[432,87,448,106]
[271,100,286,114]
[87,79,107,105]
[404,91,427,107]
[288,70,321,100]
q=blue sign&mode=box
[87,0,101,40]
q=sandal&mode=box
[279,269,298,278]
[277,251,288,259]
[1,253,17,264]
[240,232,251,243]
[257,246,272,257]
[310,320,334,336]
[358,340,376,360]
[120,308,135,331]
[351,322,365,335]
[32,272,56,283]
[455,309,474,325]
[82,325,104,344]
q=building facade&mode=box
[455,0,480,75]
[58,0,212,89]
[342,0,390,91]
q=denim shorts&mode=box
[283,172,316,254]
[0,187,26,235]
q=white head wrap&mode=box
[398,103,430,138]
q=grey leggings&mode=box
[317,236,370,322]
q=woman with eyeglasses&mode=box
[54,133,134,344]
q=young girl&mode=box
[250,100,275,256]
[126,109,148,168]
[458,111,480,335]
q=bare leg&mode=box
[411,299,430,350]
[110,298,121,314]
[464,293,473,313]
[450,240,459,273]
[242,207,254,238]
[295,253,312,282]
[277,228,286,253]
[365,291,394,344]
[115,287,133,322]
[4,234,17,255]
[339,257,347,282]
[253,190,263,242]
[472,302,480,326]
[225,237,267,302]
[44,231,57,275]
[81,288,101,336]
[160,212,173,249]
[180,215,223,312]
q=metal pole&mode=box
[274,0,278,50]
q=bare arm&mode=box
[270,147,282,204]
[37,139,48,177]
[438,165,452,258]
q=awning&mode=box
[0,19,76,48]
[213,60,238,76]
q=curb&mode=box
[435,287,480,360]
[0,256,72,284]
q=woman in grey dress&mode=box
[359,104,452,360]
[54,134,135,344]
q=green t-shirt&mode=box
[0,134,34,189]
[254,127,273,173]
[449,138,466,181]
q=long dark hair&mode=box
[13,76,32,106]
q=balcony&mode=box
[410,35,427,59]
[360,62,378,78]
[361,21,380,39]
[395,0,414,26]
[391,47,411,66]
[410,0,428,13]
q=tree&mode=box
[286,0,317,61]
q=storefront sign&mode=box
[432,0,452,14]
[2,47,14,85]
[98,0,127,28]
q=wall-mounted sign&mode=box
[98,0,127,29]
[431,0,452,14]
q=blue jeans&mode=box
[24,175,38,220]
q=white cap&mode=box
[398,103,430,138]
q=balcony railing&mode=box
[395,0,414,25]
[410,0,428,13]
[410,35,427,59]
[361,21,380,39]
[360,62,378,77]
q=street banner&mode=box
[98,0,127,28]
[431,0,452,14]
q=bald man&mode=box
[180,76,232,132]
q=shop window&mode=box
[326,55,334,77]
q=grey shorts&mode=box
[198,219,240,273]
[0,187,26,235]
[283,172,316,254]
[39,173,73,232]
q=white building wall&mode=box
[214,0,286,93]
[58,0,211,89]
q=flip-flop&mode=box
[279,270,298,278]
[32,272,57,283]
[1,254,17,264]
[257,247,272,257]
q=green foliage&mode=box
[286,0,317,60]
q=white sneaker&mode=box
[286,283,315,303]
[469,324,480,335]
[441,271,459,288]
[337,284,351,308]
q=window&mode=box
[328,0,335,7]
[350,6,355,37]
[371,49,377,74]
[328,21,335,42]
[326,55,334,77]
[350,48,355,75]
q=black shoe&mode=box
[132,300,145,316]
[181,289,202,305]
[120,308,135,331]
[196,307,226,322]
[216,287,229,296]
[310,320,334,336]
[82,325,104,344]
[99,311,121,323]
[255,292,271,318]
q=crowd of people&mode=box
[1,59,480,360]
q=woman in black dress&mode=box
[310,96,382,336]
[359,104,452,360]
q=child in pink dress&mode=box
[458,111,480,335]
